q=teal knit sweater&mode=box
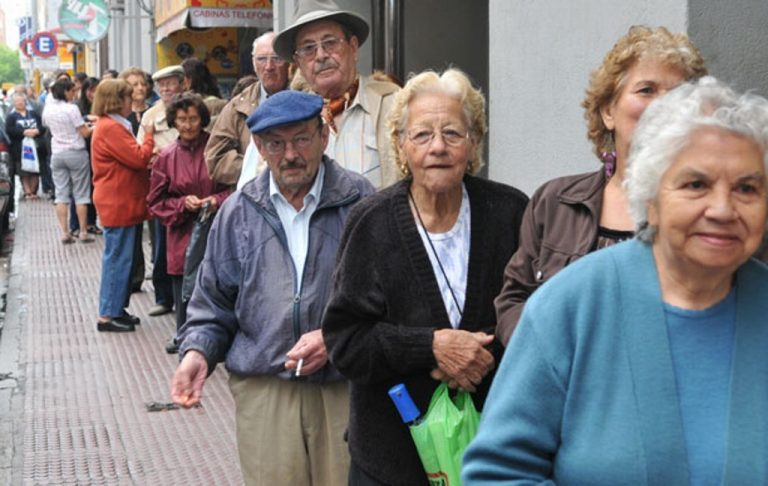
[463,239,768,485]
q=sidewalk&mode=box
[0,198,243,485]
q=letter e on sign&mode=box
[32,32,59,58]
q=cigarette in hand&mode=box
[295,358,304,377]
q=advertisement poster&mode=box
[157,28,240,76]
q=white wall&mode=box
[488,0,687,195]
[688,0,768,98]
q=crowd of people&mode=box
[4,0,768,484]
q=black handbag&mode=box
[181,202,214,303]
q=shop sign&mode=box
[188,7,273,28]
[59,0,110,43]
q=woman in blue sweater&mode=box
[463,77,768,484]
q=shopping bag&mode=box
[21,137,40,173]
[390,382,481,486]
[181,202,214,303]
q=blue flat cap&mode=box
[247,91,324,134]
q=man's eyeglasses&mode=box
[405,128,470,147]
[254,55,286,65]
[262,126,321,155]
[294,37,346,61]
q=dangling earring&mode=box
[601,132,616,178]
[601,151,616,178]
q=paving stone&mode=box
[6,199,243,485]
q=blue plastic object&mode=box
[388,383,421,424]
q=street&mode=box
[0,198,243,485]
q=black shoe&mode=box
[165,338,180,354]
[97,319,135,333]
[117,313,141,326]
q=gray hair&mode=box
[252,31,276,56]
[626,76,768,240]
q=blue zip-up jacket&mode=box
[178,156,375,383]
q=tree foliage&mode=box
[0,45,24,85]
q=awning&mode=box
[156,7,273,42]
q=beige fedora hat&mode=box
[273,0,369,60]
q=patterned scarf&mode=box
[321,78,359,134]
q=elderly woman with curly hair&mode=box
[321,68,528,485]
[495,25,707,345]
[464,76,768,484]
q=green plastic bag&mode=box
[409,383,480,486]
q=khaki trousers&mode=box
[229,374,350,486]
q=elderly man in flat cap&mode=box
[171,90,374,485]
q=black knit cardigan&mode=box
[322,175,529,485]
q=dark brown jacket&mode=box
[495,170,606,345]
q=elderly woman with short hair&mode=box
[495,26,707,345]
[5,91,46,199]
[463,76,768,484]
[322,68,528,485]
[91,79,155,332]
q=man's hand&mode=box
[171,350,208,408]
[285,330,327,376]
[432,329,495,392]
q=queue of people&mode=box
[161,1,768,484]
[7,0,768,484]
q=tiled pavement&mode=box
[0,198,244,485]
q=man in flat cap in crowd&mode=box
[171,90,374,485]
[204,31,290,186]
[209,0,400,190]
[136,66,184,341]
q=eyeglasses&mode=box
[405,128,470,147]
[262,126,321,155]
[254,55,286,65]
[175,115,201,127]
[294,37,346,61]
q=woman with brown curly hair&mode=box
[495,26,707,345]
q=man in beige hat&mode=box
[138,65,185,150]
[204,31,290,186]
[273,0,400,189]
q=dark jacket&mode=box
[322,175,528,485]
[179,157,375,381]
[5,109,47,166]
[495,170,605,345]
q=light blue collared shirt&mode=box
[269,162,325,290]
[108,113,134,136]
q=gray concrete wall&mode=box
[688,0,768,98]
[488,0,687,195]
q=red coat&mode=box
[91,116,155,227]
[147,131,230,275]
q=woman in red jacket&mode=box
[91,79,155,332]
[147,93,230,352]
